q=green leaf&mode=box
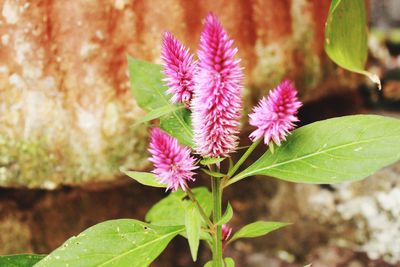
[159,108,193,147]
[230,221,290,243]
[224,257,235,267]
[204,259,234,267]
[229,157,234,170]
[127,56,167,111]
[269,141,275,154]
[127,56,193,146]
[324,0,381,88]
[35,219,184,267]
[132,104,185,127]
[185,204,201,261]
[121,169,166,188]
[230,115,400,185]
[200,157,226,166]
[202,169,225,178]
[0,254,45,267]
[216,203,233,226]
[146,187,212,226]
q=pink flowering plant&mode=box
[125,13,399,266]
[20,7,400,267]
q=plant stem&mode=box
[226,139,261,179]
[211,176,223,267]
[185,186,214,230]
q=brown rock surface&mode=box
[0,0,357,187]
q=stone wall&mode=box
[0,0,358,188]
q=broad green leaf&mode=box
[230,221,290,243]
[132,104,185,127]
[224,257,235,267]
[324,0,381,88]
[121,169,166,188]
[204,261,212,267]
[185,204,201,261]
[127,56,193,146]
[202,169,225,178]
[0,254,45,267]
[216,203,233,226]
[146,187,212,226]
[35,219,184,267]
[127,56,167,111]
[230,115,400,185]
[159,108,193,147]
[200,157,226,166]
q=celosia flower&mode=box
[222,224,232,242]
[148,128,198,191]
[161,32,196,105]
[191,13,243,157]
[249,79,302,146]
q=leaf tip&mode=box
[120,166,127,174]
[368,72,382,90]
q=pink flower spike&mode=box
[192,13,243,157]
[148,128,198,191]
[249,79,302,146]
[161,32,196,106]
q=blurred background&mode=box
[0,0,400,266]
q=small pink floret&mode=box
[161,32,196,106]
[148,128,198,191]
[222,224,233,241]
[249,79,302,146]
[191,13,243,157]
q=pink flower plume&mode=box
[148,128,198,191]
[191,13,243,157]
[161,32,196,105]
[249,79,302,146]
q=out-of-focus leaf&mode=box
[0,254,45,267]
[325,0,381,88]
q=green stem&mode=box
[227,139,261,179]
[211,176,223,267]
[185,186,214,230]
[224,171,247,187]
